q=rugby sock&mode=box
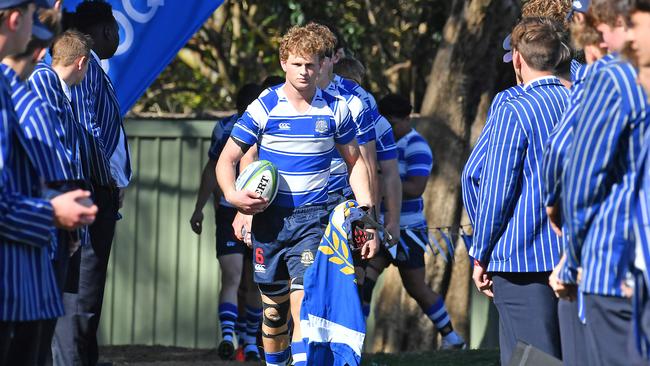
[218,302,238,343]
[290,341,307,366]
[236,315,246,346]
[265,348,290,366]
[425,298,452,336]
[245,305,262,346]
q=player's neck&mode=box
[521,66,553,86]
[282,82,317,113]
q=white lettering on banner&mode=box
[123,0,164,23]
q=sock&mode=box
[245,306,263,346]
[236,315,246,346]
[362,304,370,319]
[425,298,452,335]
[218,302,238,343]
[265,348,290,366]
[291,341,307,366]
[244,343,259,354]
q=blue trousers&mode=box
[492,272,561,365]
[558,298,587,366]
[583,294,646,366]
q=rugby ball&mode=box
[235,160,279,204]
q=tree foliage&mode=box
[130,0,450,117]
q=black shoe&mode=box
[245,350,261,362]
[217,340,235,360]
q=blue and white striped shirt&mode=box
[561,59,649,296]
[70,55,130,186]
[327,76,377,195]
[230,86,355,208]
[29,62,88,183]
[208,113,238,208]
[396,128,434,228]
[471,77,569,272]
[461,85,524,226]
[0,73,64,321]
[375,115,397,161]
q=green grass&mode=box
[362,349,500,366]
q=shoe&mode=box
[218,340,235,360]
[244,344,262,362]
[235,346,245,362]
[440,331,466,350]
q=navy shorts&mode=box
[378,228,427,269]
[215,206,248,258]
[251,204,328,284]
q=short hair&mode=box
[279,25,326,62]
[522,0,572,28]
[51,30,93,66]
[236,83,263,115]
[570,16,604,50]
[378,94,412,119]
[334,57,366,84]
[305,22,336,57]
[69,0,115,33]
[511,17,572,72]
[589,0,633,26]
[631,0,650,12]
[261,75,284,89]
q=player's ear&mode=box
[280,58,288,72]
[512,49,522,69]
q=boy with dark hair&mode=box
[217,25,376,366]
[364,93,466,349]
[63,1,131,364]
[190,83,264,362]
[470,17,570,365]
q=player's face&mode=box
[596,19,628,53]
[281,53,321,91]
[629,12,650,67]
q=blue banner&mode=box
[63,0,223,115]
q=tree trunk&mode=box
[369,0,520,352]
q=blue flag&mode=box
[300,200,366,366]
[63,0,223,115]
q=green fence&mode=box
[98,118,498,349]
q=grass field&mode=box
[100,346,500,365]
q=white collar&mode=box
[90,50,101,63]
[59,75,72,102]
[524,75,556,89]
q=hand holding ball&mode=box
[233,160,279,213]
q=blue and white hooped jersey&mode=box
[208,113,238,208]
[375,115,397,161]
[396,129,434,228]
[326,76,377,195]
[230,85,355,208]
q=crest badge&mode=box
[301,249,315,266]
[314,118,329,134]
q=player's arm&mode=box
[379,158,401,243]
[190,158,219,235]
[232,144,258,244]
[359,141,379,214]
[216,138,267,215]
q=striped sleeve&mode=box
[560,68,624,282]
[404,136,433,177]
[347,94,375,145]
[461,124,491,225]
[0,192,53,247]
[70,61,113,185]
[375,116,397,161]
[542,104,576,206]
[230,100,264,147]
[333,98,356,145]
[471,105,525,263]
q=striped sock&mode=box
[236,315,246,346]
[425,298,452,335]
[218,302,238,343]
[245,306,263,346]
[290,341,307,366]
[265,348,290,366]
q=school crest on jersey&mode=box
[314,118,329,134]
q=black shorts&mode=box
[215,206,248,258]
[377,228,427,269]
